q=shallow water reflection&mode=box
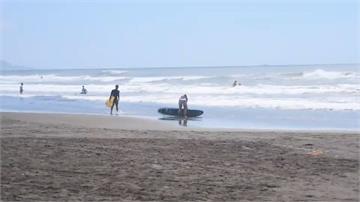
[159,116,202,127]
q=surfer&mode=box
[232,80,242,87]
[178,94,188,117]
[19,83,24,94]
[109,85,120,115]
[232,80,237,87]
[80,85,87,94]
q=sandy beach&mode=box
[1,112,359,201]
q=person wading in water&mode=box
[109,85,120,115]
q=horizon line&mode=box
[2,61,359,71]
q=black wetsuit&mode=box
[110,89,120,111]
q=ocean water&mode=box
[1,64,359,130]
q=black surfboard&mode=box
[158,108,203,117]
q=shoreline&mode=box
[0,111,178,131]
[1,111,359,133]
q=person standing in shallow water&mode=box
[19,83,24,94]
[178,94,188,117]
[109,85,120,115]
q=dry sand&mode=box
[1,112,359,201]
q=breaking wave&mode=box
[1,65,359,111]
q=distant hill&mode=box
[0,60,31,70]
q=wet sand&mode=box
[1,112,359,201]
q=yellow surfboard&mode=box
[105,96,115,108]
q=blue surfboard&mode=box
[158,108,204,117]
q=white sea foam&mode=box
[59,94,360,110]
[1,83,358,96]
[0,74,128,84]
[101,70,128,75]
[1,85,359,111]
[299,69,359,80]
[1,65,359,111]
[129,76,211,83]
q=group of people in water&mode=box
[232,80,242,87]
[19,80,238,117]
[19,83,88,95]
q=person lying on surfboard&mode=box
[178,94,188,117]
[109,85,120,115]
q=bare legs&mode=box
[178,102,188,117]
[110,100,119,115]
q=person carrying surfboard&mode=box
[109,85,120,115]
[178,94,188,117]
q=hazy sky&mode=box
[1,0,359,68]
